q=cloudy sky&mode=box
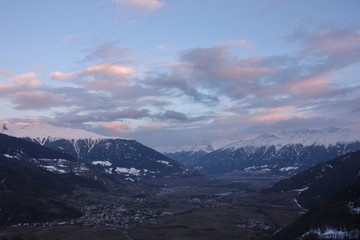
[1,0,360,150]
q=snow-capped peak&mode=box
[164,142,215,154]
[224,127,360,150]
[0,121,117,144]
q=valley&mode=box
[0,174,304,240]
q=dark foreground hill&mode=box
[267,150,360,239]
[271,183,360,240]
[0,134,111,225]
[264,150,360,209]
[0,154,81,225]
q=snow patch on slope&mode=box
[92,161,112,167]
[300,228,360,239]
[348,201,360,215]
[115,167,141,176]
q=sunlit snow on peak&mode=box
[0,121,119,142]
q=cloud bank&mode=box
[1,26,360,149]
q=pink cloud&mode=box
[251,107,312,122]
[102,122,131,133]
[79,64,135,92]
[112,0,164,12]
[84,63,134,76]
[288,78,330,91]
[12,72,40,88]
[50,63,136,92]
[51,71,77,80]
[50,63,134,81]
[282,71,336,99]
[0,71,41,92]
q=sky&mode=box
[1,0,360,151]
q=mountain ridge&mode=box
[0,122,120,145]
[223,127,360,150]
[178,127,360,175]
[1,122,192,182]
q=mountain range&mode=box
[168,128,360,175]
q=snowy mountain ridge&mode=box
[179,127,360,175]
[0,122,119,145]
[0,122,190,181]
[170,142,214,154]
[163,142,215,166]
[224,127,360,150]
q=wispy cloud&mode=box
[250,107,312,122]
[292,28,360,56]
[112,0,164,12]
[81,41,133,63]
[13,92,63,110]
[50,63,136,93]
[222,39,254,49]
[51,71,77,80]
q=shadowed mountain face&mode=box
[165,149,210,166]
[0,155,81,225]
[163,143,214,166]
[195,144,360,174]
[271,183,360,240]
[0,134,112,225]
[264,150,360,209]
[0,133,75,161]
[267,150,360,239]
[0,133,107,179]
[31,138,190,181]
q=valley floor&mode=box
[0,174,305,240]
